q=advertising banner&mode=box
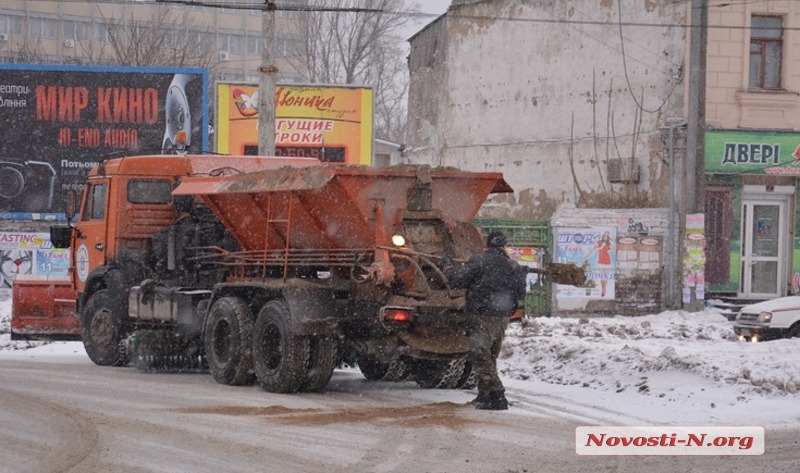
[684,213,706,302]
[0,231,69,301]
[705,129,800,175]
[507,246,544,289]
[216,82,373,165]
[555,227,617,299]
[0,64,209,219]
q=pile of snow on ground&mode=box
[500,310,799,399]
[0,304,45,351]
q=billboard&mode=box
[0,64,209,219]
[0,231,68,301]
[215,83,373,165]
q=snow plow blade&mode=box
[11,277,80,340]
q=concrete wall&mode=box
[407,0,689,220]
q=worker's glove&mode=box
[440,252,454,269]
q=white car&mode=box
[733,296,800,342]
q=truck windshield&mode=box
[128,180,172,204]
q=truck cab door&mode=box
[73,181,109,293]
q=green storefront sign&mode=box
[705,129,800,175]
[705,129,800,296]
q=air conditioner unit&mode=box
[607,158,639,183]
[64,39,75,48]
[0,34,8,42]
[219,51,229,61]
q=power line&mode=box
[154,0,382,13]
[16,0,800,32]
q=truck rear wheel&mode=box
[300,336,338,392]
[413,358,469,389]
[204,297,255,386]
[82,289,128,366]
[252,300,310,393]
[356,356,409,382]
[356,356,390,380]
[457,361,477,389]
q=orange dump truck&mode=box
[11,154,512,393]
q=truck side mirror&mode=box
[50,225,72,249]
[65,191,77,221]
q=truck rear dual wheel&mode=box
[356,356,409,382]
[301,336,339,392]
[204,297,256,386]
[414,357,473,389]
[252,300,312,393]
[82,289,129,367]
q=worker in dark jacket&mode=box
[442,230,526,410]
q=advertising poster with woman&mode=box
[555,227,617,299]
[0,232,69,301]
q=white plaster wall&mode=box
[407,0,688,219]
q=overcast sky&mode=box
[401,0,451,41]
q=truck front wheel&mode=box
[252,300,310,393]
[204,297,255,386]
[82,289,128,366]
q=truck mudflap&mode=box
[397,331,469,355]
[10,277,80,340]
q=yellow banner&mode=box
[216,83,373,165]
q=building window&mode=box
[64,21,90,41]
[247,35,262,55]
[0,14,23,35]
[749,15,782,90]
[94,23,110,43]
[29,17,59,38]
[196,31,214,51]
[218,33,244,53]
[277,37,302,57]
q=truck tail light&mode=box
[381,306,414,326]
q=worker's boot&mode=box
[474,390,508,410]
[469,392,489,405]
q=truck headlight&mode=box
[391,234,406,247]
[759,311,772,323]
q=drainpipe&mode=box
[667,119,687,310]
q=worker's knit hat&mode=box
[487,231,507,248]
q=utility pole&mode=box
[258,0,277,155]
[683,0,708,310]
